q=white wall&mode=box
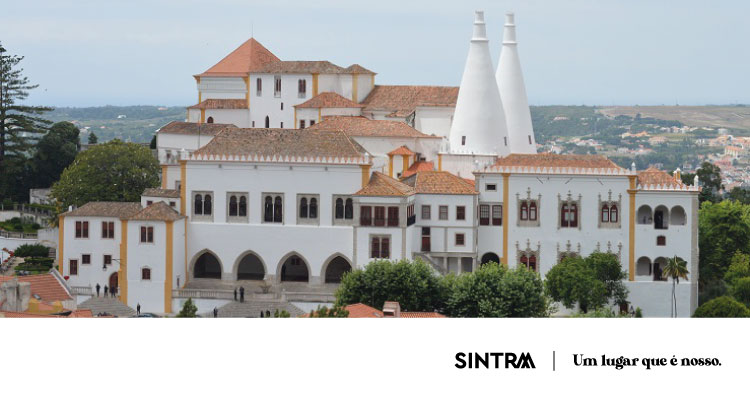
[415,106,454,139]
[204,109,250,127]
[126,220,166,313]
[249,73,312,129]
[440,153,497,178]
[62,216,122,291]
[197,77,247,100]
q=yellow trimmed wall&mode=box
[180,161,187,215]
[628,176,637,281]
[361,165,371,188]
[438,154,442,171]
[57,216,64,274]
[161,165,168,189]
[502,173,510,265]
[388,155,394,177]
[352,73,359,102]
[119,220,128,304]
[164,221,174,313]
[312,73,319,97]
[402,155,409,174]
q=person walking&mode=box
[234,287,238,301]
[259,311,264,318]
[213,307,218,318]
[239,286,245,303]
[137,303,141,316]
[103,285,108,297]
[95,283,101,297]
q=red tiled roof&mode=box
[0,274,72,302]
[157,121,236,135]
[493,153,624,170]
[130,202,184,222]
[256,60,345,74]
[0,309,94,318]
[637,167,685,187]
[61,202,142,219]
[401,171,477,195]
[361,85,459,117]
[187,99,248,110]
[198,38,280,77]
[308,116,438,138]
[400,312,446,318]
[344,303,384,318]
[387,145,415,156]
[295,92,363,109]
[401,161,434,178]
[143,188,181,198]
[343,64,375,74]
[355,172,416,197]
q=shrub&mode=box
[176,298,197,318]
[13,244,51,258]
[635,307,643,318]
[730,277,750,306]
[693,296,750,318]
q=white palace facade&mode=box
[57,11,699,317]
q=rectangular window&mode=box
[310,120,315,126]
[75,221,89,238]
[374,206,386,227]
[421,227,431,252]
[360,206,372,226]
[101,221,115,239]
[371,236,391,259]
[140,226,154,243]
[104,255,112,266]
[81,254,91,265]
[455,233,465,246]
[256,78,262,96]
[387,207,399,226]
[492,205,502,226]
[439,205,448,220]
[69,260,78,276]
[657,236,666,246]
[298,79,306,98]
[461,136,466,145]
[142,268,151,280]
[274,75,281,97]
[280,122,283,128]
[456,206,466,221]
[479,205,490,225]
[146,200,153,206]
[421,205,431,220]
[300,120,306,129]
[169,201,176,207]
[485,184,497,191]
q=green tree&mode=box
[662,256,689,317]
[698,201,750,302]
[50,140,160,209]
[445,262,550,317]
[176,298,197,318]
[0,42,52,201]
[88,131,98,144]
[545,257,607,313]
[31,121,80,189]
[335,259,445,312]
[149,134,156,149]
[693,296,750,318]
[724,251,750,287]
[727,187,750,204]
[691,161,723,203]
[585,252,629,306]
[730,277,750,307]
[309,305,349,318]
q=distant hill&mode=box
[44,105,186,143]
[597,105,750,131]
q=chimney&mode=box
[674,168,682,181]
[382,301,401,318]
[449,11,510,156]
[0,279,31,312]
[496,12,537,154]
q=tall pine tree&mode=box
[0,42,51,201]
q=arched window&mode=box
[561,202,578,228]
[264,196,273,222]
[265,116,270,128]
[309,198,318,219]
[601,204,609,223]
[229,196,238,216]
[335,198,344,219]
[560,204,569,227]
[274,196,283,222]
[528,255,537,272]
[238,196,247,217]
[529,201,537,221]
[345,198,353,219]
[141,267,151,280]
[206,116,214,124]
[520,255,528,268]
[204,195,212,215]
[256,78,262,96]
[570,203,578,227]
[610,204,618,223]
[520,201,529,220]
[194,194,203,215]
[299,197,308,218]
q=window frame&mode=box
[297,194,320,225]
[479,204,490,226]
[101,221,115,239]
[370,235,392,259]
[103,254,112,267]
[69,259,78,276]
[360,205,372,226]
[456,206,466,221]
[227,192,249,223]
[421,205,431,220]
[140,226,154,244]
[298,79,307,98]
[492,204,502,226]
[81,254,91,265]
[191,191,214,222]
[439,205,449,220]
[141,267,152,281]
[256,77,262,96]
[455,233,465,246]
[274,75,282,97]
[262,193,284,224]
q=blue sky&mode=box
[2,0,748,107]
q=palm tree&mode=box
[662,256,689,317]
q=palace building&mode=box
[57,11,699,317]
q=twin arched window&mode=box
[601,204,618,223]
[561,202,578,228]
[335,197,354,220]
[264,195,283,223]
[299,196,318,219]
[520,200,537,221]
[520,254,537,272]
[229,195,248,217]
[194,193,212,216]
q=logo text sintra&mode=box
[455,352,536,369]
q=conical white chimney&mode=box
[449,11,510,156]
[496,12,537,154]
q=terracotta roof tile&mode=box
[637,167,685,188]
[355,172,416,196]
[130,202,184,222]
[401,161,434,178]
[295,92,363,109]
[187,99,248,110]
[401,171,477,195]
[157,121,236,135]
[400,312,446,318]
[193,128,368,160]
[0,309,93,318]
[308,116,438,138]
[343,64,375,74]
[387,145,415,156]
[361,85,459,117]
[62,202,142,219]
[493,153,624,170]
[0,274,72,302]
[344,303,384,318]
[198,38,280,77]
[142,188,181,198]
[256,60,345,74]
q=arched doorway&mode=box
[109,272,118,296]
[206,116,214,124]
[480,252,500,266]
[280,254,309,282]
[194,252,222,279]
[237,252,265,280]
[265,116,270,128]
[654,206,669,229]
[324,256,352,283]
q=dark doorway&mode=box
[325,256,352,283]
[480,252,500,266]
[237,253,264,280]
[194,252,222,279]
[280,255,308,282]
